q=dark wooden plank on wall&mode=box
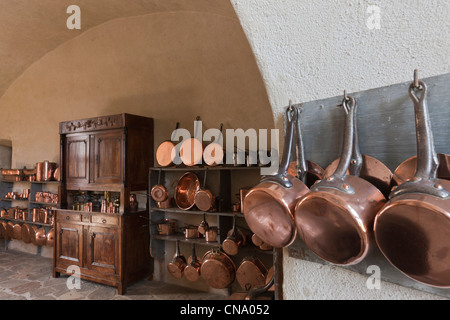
[288,72,450,298]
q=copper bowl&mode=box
[174,172,200,210]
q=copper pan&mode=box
[287,106,324,187]
[46,228,55,247]
[30,225,38,245]
[198,213,209,235]
[201,248,236,289]
[391,153,450,187]
[374,76,450,288]
[156,122,180,167]
[322,95,393,198]
[194,170,215,212]
[184,244,202,282]
[179,116,203,166]
[203,123,224,166]
[5,221,14,239]
[222,215,249,256]
[150,169,169,203]
[21,224,32,243]
[244,105,309,248]
[294,94,386,266]
[13,223,22,240]
[236,256,267,291]
[35,227,47,246]
[174,172,200,210]
[167,240,187,279]
[0,221,11,240]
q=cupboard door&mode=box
[65,134,90,185]
[86,226,119,275]
[93,130,124,184]
[56,223,83,267]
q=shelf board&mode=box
[30,180,60,184]
[0,198,29,202]
[29,201,58,206]
[0,217,53,228]
[150,207,244,217]
[151,233,221,247]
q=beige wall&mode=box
[0,10,274,169]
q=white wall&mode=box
[230,0,450,299]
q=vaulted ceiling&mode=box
[0,0,237,100]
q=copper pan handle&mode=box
[390,76,449,199]
[349,95,363,177]
[295,106,308,184]
[261,103,297,188]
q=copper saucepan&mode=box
[167,240,187,279]
[184,244,202,282]
[151,169,169,203]
[201,248,236,289]
[13,223,22,240]
[203,123,224,166]
[46,228,55,247]
[295,94,386,266]
[236,256,268,291]
[35,227,47,246]
[21,224,32,243]
[175,172,200,210]
[374,77,450,288]
[179,116,203,166]
[194,170,215,212]
[322,95,393,198]
[156,122,180,167]
[198,213,209,235]
[244,105,309,248]
[222,215,249,256]
[30,225,38,245]
[287,106,324,188]
[0,221,10,240]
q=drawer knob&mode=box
[66,216,70,220]
[102,219,107,224]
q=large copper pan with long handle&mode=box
[294,94,386,266]
[374,77,450,288]
[156,122,180,167]
[244,105,309,248]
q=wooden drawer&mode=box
[57,212,81,222]
[91,214,119,226]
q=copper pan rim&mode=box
[294,192,370,266]
[156,141,176,167]
[174,172,200,210]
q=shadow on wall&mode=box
[0,140,12,169]
[0,0,274,169]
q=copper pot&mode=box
[179,116,203,166]
[236,256,268,291]
[198,213,209,235]
[184,225,200,239]
[294,95,386,266]
[155,219,177,236]
[184,244,202,282]
[156,197,172,209]
[156,122,180,167]
[30,225,38,245]
[374,78,450,287]
[5,221,14,239]
[167,240,187,279]
[205,227,218,242]
[244,106,309,248]
[21,224,32,243]
[201,248,236,289]
[203,123,224,166]
[151,169,169,203]
[13,223,22,240]
[43,161,57,181]
[0,221,10,240]
[222,216,249,256]
[174,172,200,210]
[194,170,215,212]
[46,228,55,247]
[35,228,47,246]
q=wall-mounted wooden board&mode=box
[288,72,450,298]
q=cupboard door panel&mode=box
[65,134,90,185]
[56,223,83,267]
[87,226,119,275]
[93,131,124,184]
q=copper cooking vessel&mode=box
[201,248,236,289]
[179,116,203,166]
[154,218,178,236]
[156,122,180,167]
[203,123,224,166]
[35,227,47,246]
[295,95,386,266]
[222,216,249,256]
[21,224,32,243]
[374,77,450,288]
[156,197,172,209]
[198,213,209,235]
[184,244,202,282]
[167,240,187,279]
[174,172,200,210]
[13,223,22,240]
[30,225,38,245]
[46,228,55,247]
[5,221,14,239]
[244,106,309,248]
[236,256,268,291]
[194,170,215,212]
[205,227,218,242]
[184,225,200,239]
[0,221,10,240]
[150,169,169,203]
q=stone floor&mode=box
[0,240,225,300]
